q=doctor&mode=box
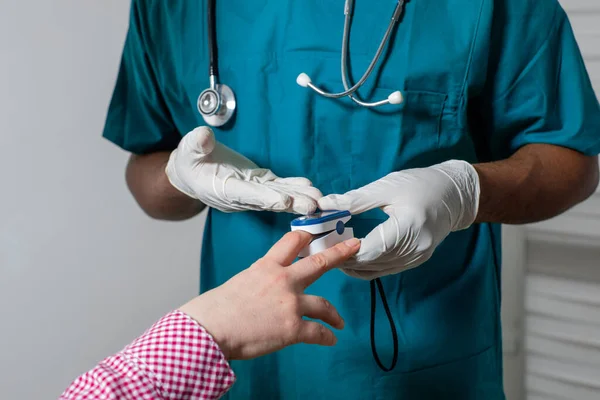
[106,0,600,398]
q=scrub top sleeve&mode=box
[483,4,600,160]
[102,0,180,155]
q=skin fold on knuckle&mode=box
[319,296,331,311]
[308,253,329,273]
[318,324,334,345]
[334,242,354,258]
[319,298,341,326]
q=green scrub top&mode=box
[104,1,600,398]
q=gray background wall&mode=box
[0,1,205,398]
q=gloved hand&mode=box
[166,126,322,214]
[318,160,480,279]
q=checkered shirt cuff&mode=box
[60,310,236,399]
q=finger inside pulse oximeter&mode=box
[290,210,354,257]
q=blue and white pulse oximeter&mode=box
[290,210,354,258]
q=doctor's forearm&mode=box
[473,144,599,224]
[126,152,206,220]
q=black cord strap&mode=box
[370,278,399,372]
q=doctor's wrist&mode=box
[125,152,206,221]
[156,164,207,218]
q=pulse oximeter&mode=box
[290,210,354,258]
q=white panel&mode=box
[527,240,600,283]
[526,335,600,367]
[527,213,600,246]
[501,226,526,400]
[526,315,600,348]
[527,355,600,388]
[526,293,600,325]
[502,226,526,355]
[527,274,600,306]
[526,374,599,400]
[524,275,600,399]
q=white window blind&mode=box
[520,2,600,400]
[524,275,600,400]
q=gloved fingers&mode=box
[338,252,395,272]
[224,179,293,212]
[273,177,314,187]
[318,186,388,214]
[353,216,407,263]
[246,168,280,183]
[340,248,431,280]
[332,214,424,279]
[299,295,344,330]
[269,183,323,202]
[342,254,424,279]
[296,321,337,346]
[289,194,320,215]
[301,186,324,201]
[341,267,384,280]
[341,265,410,280]
[356,207,437,265]
[265,182,323,214]
[183,126,216,156]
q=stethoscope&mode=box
[198,0,406,127]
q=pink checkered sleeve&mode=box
[60,310,236,400]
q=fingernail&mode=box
[344,238,360,247]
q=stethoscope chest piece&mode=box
[198,83,236,127]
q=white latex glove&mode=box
[166,126,322,214]
[318,160,480,280]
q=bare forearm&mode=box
[474,144,599,224]
[126,152,206,220]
